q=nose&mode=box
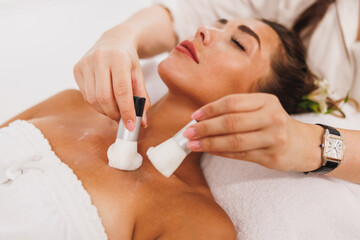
[196,26,212,46]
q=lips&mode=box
[175,40,199,63]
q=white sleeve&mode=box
[152,0,315,41]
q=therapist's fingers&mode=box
[184,110,270,140]
[111,62,136,131]
[191,93,268,121]
[132,65,151,127]
[95,65,120,121]
[186,130,274,153]
[83,66,105,115]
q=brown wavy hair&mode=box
[255,1,355,116]
[293,0,335,40]
[256,19,317,114]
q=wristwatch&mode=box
[304,124,345,175]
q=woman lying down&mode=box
[0,18,315,240]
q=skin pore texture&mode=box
[1,18,279,239]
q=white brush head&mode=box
[107,96,146,171]
[146,137,187,178]
[146,120,196,177]
[107,138,143,170]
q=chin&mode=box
[157,54,224,106]
[158,55,193,94]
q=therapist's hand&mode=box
[73,26,150,130]
[184,93,323,172]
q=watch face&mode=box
[326,136,343,161]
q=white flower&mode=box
[306,78,329,113]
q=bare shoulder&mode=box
[160,192,237,240]
[1,89,89,127]
[29,89,88,116]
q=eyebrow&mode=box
[217,19,261,49]
[238,25,261,49]
[218,18,228,24]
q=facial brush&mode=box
[146,119,197,177]
[107,96,146,170]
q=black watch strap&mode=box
[305,160,340,174]
[304,124,341,175]
[316,123,340,136]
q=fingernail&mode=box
[191,109,203,120]
[183,126,197,138]
[187,141,201,150]
[126,120,135,132]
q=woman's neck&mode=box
[137,93,207,187]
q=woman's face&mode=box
[158,18,280,105]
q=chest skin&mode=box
[26,90,217,240]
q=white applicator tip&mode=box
[146,138,187,178]
[107,96,146,171]
[146,119,196,178]
[107,138,143,170]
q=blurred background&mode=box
[0,0,161,123]
[3,0,357,129]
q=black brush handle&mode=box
[133,96,146,117]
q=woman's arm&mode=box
[73,6,177,128]
[321,128,360,183]
[183,93,360,184]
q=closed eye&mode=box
[231,37,245,51]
